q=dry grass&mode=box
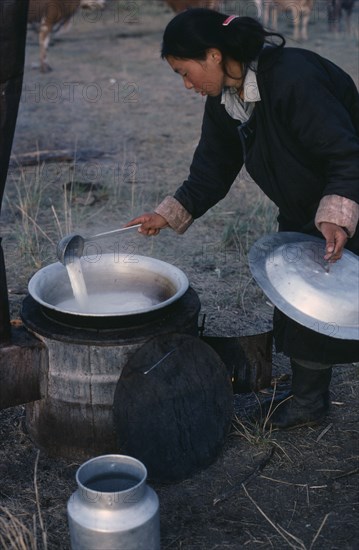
[8,165,55,269]
[242,486,331,550]
[4,158,110,270]
[0,507,37,550]
[1,2,358,549]
[0,450,49,550]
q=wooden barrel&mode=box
[22,289,201,459]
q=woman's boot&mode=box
[268,360,332,429]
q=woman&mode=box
[126,8,359,429]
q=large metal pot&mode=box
[28,253,189,328]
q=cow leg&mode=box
[262,0,271,26]
[328,0,341,31]
[253,0,263,19]
[39,17,52,72]
[301,8,311,40]
[343,3,354,33]
[291,6,301,40]
[344,10,351,32]
[272,5,278,29]
[327,0,334,30]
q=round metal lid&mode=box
[249,232,359,340]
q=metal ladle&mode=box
[57,224,142,265]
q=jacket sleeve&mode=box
[272,53,359,204]
[315,194,359,237]
[173,97,244,219]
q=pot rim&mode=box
[28,253,189,318]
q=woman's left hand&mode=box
[319,222,348,262]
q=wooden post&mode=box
[239,331,273,392]
[202,331,273,393]
[0,324,46,409]
[0,0,29,342]
[0,245,10,342]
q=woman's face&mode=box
[166,49,227,97]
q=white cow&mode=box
[261,0,314,40]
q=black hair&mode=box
[161,8,285,66]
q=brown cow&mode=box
[164,0,220,12]
[262,0,314,40]
[28,0,106,73]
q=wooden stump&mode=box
[202,331,273,393]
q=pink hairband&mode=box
[222,15,238,26]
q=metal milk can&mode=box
[67,454,160,549]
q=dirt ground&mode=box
[0,1,359,549]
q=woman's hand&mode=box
[125,213,169,236]
[319,222,348,262]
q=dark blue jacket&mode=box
[175,46,359,254]
[174,47,359,361]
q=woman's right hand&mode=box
[125,213,169,236]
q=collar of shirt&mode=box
[221,61,260,122]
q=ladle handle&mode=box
[86,224,142,242]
